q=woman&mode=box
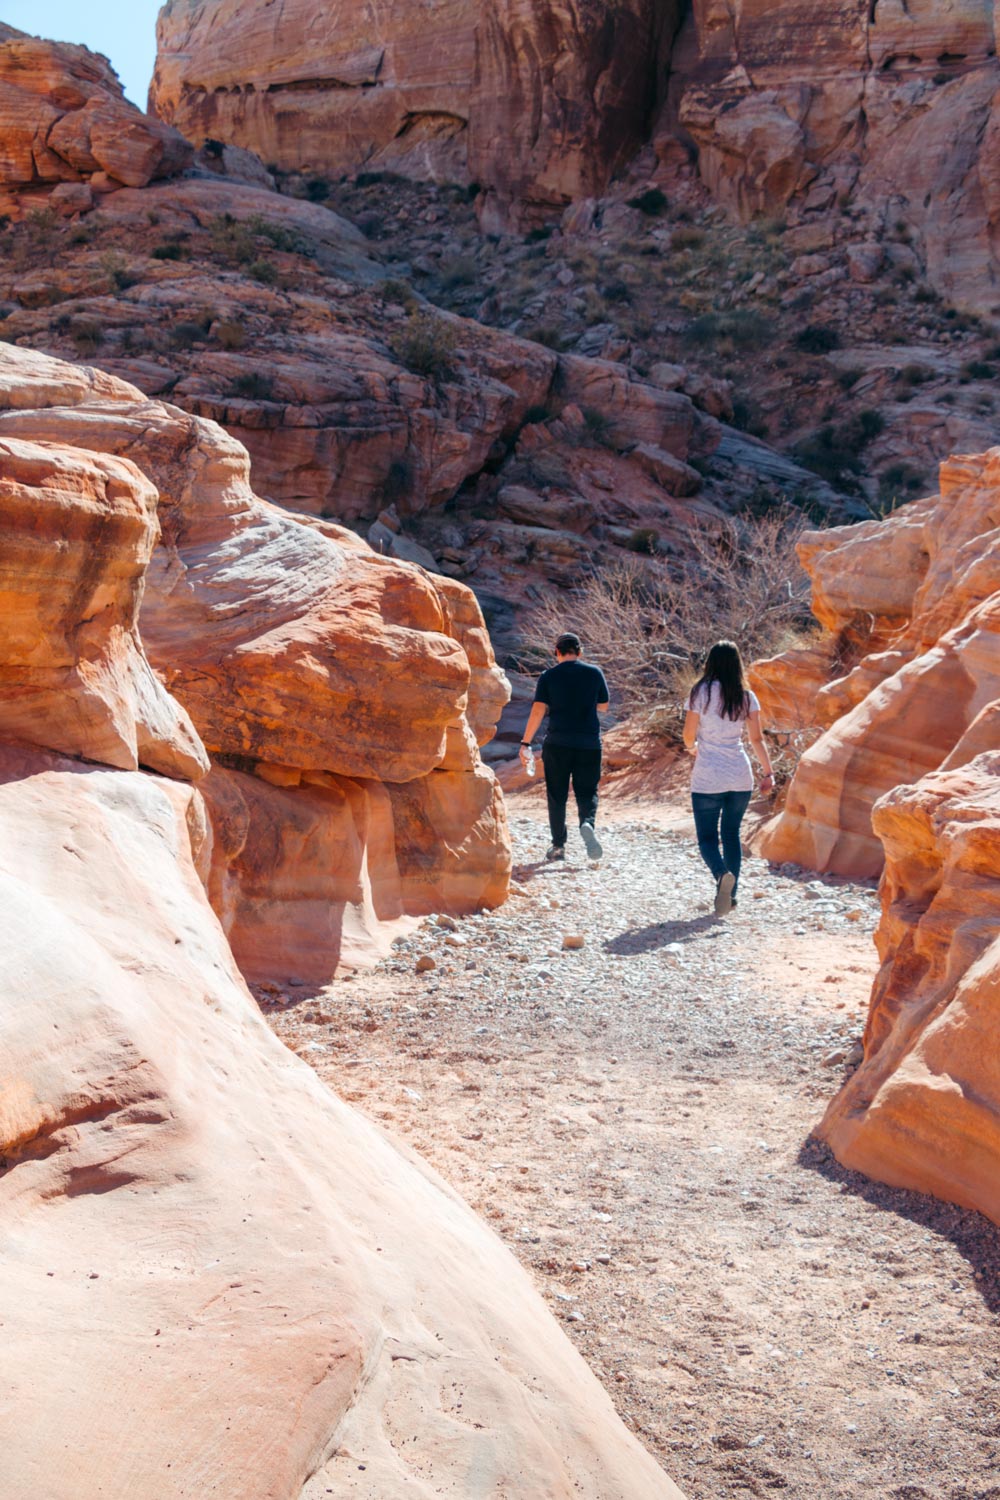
[683,640,773,915]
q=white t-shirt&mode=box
[685,681,760,794]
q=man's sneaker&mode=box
[580,822,603,860]
[545,844,566,862]
[714,871,735,916]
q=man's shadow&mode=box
[604,913,720,955]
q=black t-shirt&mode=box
[534,660,609,749]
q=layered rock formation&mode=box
[152,0,679,225]
[150,0,1000,309]
[0,342,511,979]
[0,21,191,214]
[756,448,1000,878]
[817,750,1000,1227]
[0,736,680,1499]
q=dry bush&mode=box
[525,512,813,743]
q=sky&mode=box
[2,0,164,107]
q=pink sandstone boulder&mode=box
[0,343,512,979]
[817,748,1000,1226]
[0,742,684,1499]
[757,449,1000,876]
[0,431,207,778]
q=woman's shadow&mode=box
[604,913,720,956]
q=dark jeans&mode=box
[542,743,602,848]
[691,789,752,894]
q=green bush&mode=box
[795,324,841,353]
[582,407,614,445]
[377,278,418,309]
[389,310,459,381]
[441,254,478,289]
[171,316,213,349]
[683,309,774,353]
[69,318,104,355]
[627,188,668,217]
[230,371,275,399]
[151,241,188,261]
[625,527,659,554]
[525,226,553,244]
[961,359,995,380]
[247,258,280,284]
[672,226,706,251]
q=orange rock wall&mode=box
[757,450,1000,878]
[0,343,511,982]
[152,0,680,223]
[818,750,1000,1226]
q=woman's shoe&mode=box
[714,871,735,915]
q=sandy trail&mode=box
[267,800,1000,1500]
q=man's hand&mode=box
[518,743,532,766]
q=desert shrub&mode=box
[441,254,478,289]
[247,257,279,284]
[230,371,275,399]
[836,366,864,391]
[525,512,811,736]
[523,404,551,425]
[215,318,248,350]
[151,240,188,261]
[626,527,660,555]
[683,309,774,353]
[792,409,883,486]
[961,359,995,380]
[672,225,706,250]
[69,317,104,355]
[627,187,668,217]
[897,363,929,387]
[879,462,925,502]
[377,278,418,309]
[795,324,841,353]
[171,314,213,349]
[732,398,769,438]
[599,278,631,303]
[525,225,554,244]
[305,176,330,201]
[100,251,136,291]
[389,310,459,381]
[525,323,569,352]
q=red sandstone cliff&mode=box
[151,0,1000,309]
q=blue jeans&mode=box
[691,790,752,895]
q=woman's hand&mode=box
[759,771,774,793]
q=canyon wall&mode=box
[817,748,1000,1227]
[755,449,1000,878]
[151,0,1000,308]
[0,342,511,979]
[152,0,680,226]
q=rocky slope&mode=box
[153,0,1000,316]
[755,449,1000,878]
[0,339,685,1496]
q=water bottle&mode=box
[524,746,536,778]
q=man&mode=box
[519,632,609,861]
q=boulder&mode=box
[0,743,684,1499]
[0,431,207,779]
[0,30,192,194]
[817,749,1000,1226]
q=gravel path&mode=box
[266,803,1000,1500]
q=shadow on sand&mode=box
[603,913,721,954]
[797,1135,1000,1316]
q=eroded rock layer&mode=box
[0,342,511,979]
[152,0,678,224]
[817,751,1000,1226]
[0,740,683,1498]
[756,449,1000,878]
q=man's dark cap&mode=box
[555,632,582,655]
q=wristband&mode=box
[520,741,531,747]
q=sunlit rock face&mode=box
[755,449,1000,878]
[0,342,511,980]
[818,749,1000,1228]
[151,0,680,223]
